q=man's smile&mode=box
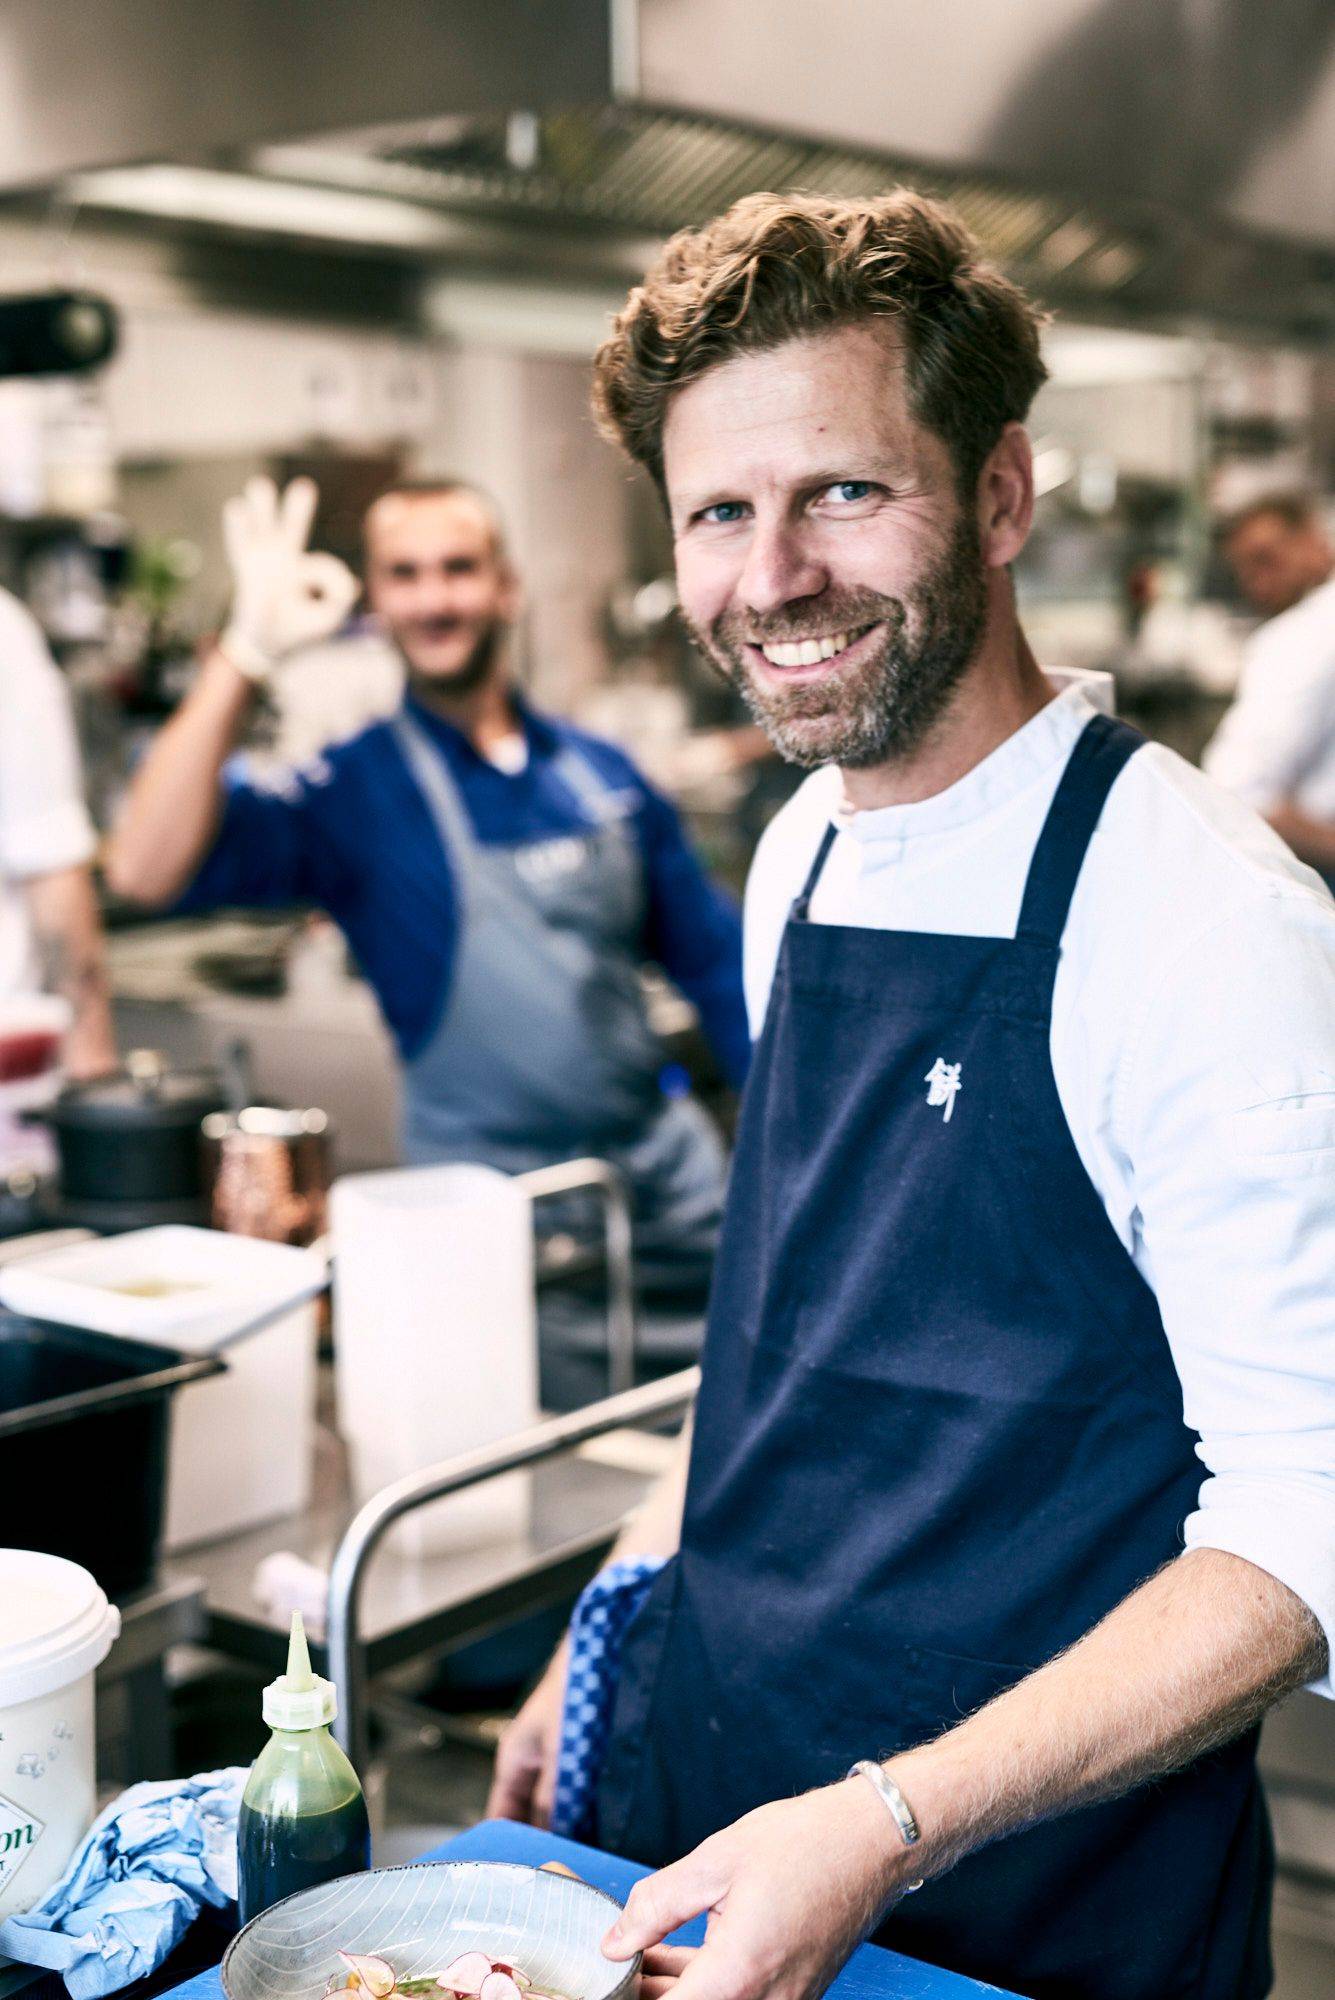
[739,621,887,685]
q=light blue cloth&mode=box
[0,1768,245,2000]
[550,1558,666,1841]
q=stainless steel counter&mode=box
[169,1435,653,1682]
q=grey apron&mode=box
[390,711,727,1309]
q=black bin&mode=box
[0,1311,222,1600]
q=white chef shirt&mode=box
[744,673,1335,1695]
[1202,575,1335,818]
[0,588,96,997]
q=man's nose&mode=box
[413,581,461,619]
[738,518,829,618]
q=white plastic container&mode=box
[0,1226,325,1352]
[0,1551,120,1922]
[158,1301,320,1549]
[331,1164,538,1556]
[0,1229,326,1548]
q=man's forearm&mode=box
[529,1422,690,1696]
[608,1418,692,1565]
[105,646,253,905]
[894,1549,1326,1882]
[26,864,116,1079]
[485,1415,693,1820]
[1267,801,1335,874]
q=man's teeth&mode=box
[759,630,860,668]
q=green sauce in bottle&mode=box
[237,1612,370,1927]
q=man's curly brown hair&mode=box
[592,188,1049,499]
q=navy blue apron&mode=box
[597,715,1272,2000]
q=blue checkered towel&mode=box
[550,1558,666,1840]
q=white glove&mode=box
[219,475,360,681]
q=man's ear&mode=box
[977,424,1035,570]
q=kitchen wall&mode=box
[0,212,639,716]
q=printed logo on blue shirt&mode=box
[514,834,595,885]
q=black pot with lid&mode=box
[41,1049,229,1218]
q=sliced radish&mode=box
[479,1974,522,2000]
[490,1969,531,1990]
[436,1955,494,1996]
[339,1955,396,1998]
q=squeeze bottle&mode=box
[236,1612,370,1925]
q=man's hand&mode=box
[220,476,359,681]
[600,1780,911,2000]
[485,1645,569,1827]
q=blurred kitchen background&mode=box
[0,5,1328,1155]
[0,2,1331,1991]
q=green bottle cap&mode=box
[262,1611,338,1731]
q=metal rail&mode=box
[516,1156,637,1396]
[326,1367,698,1771]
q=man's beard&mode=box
[402,619,500,700]
[685,512,988,769]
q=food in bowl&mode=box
[327,1950,572,2000]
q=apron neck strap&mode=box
[393,707,634,850]
[390,708,477,855]
[549,741,637,824]
[793,823,838,919]
[1016,712,1144,946]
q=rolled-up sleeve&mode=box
[1123,888,1335,1694]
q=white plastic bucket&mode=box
[0,1550,120,1921]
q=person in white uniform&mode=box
[0,586,115,1077]
[1203,492,1335,881]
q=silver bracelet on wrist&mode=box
[848,1760,924,1893]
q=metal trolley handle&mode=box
[515,1156,637,1397]
[326,1368,699,1770]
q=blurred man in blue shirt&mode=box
[109,477,748,1400]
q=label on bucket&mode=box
[0,1789,44,1896]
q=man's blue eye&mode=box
[827,481,873,503]
[701,502,746,524]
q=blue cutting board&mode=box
[167,1819,1017,2000]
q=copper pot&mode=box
[201,1106,330,1245]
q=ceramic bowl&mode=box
[222,1862,639,2000]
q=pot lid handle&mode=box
[125,1047,168,1096]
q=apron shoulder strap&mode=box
[1016,712,1144,946]
[550,739,642,825]
[793,823,838,919]
[390,709,476,857]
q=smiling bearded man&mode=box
[488,188,1335,2000]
